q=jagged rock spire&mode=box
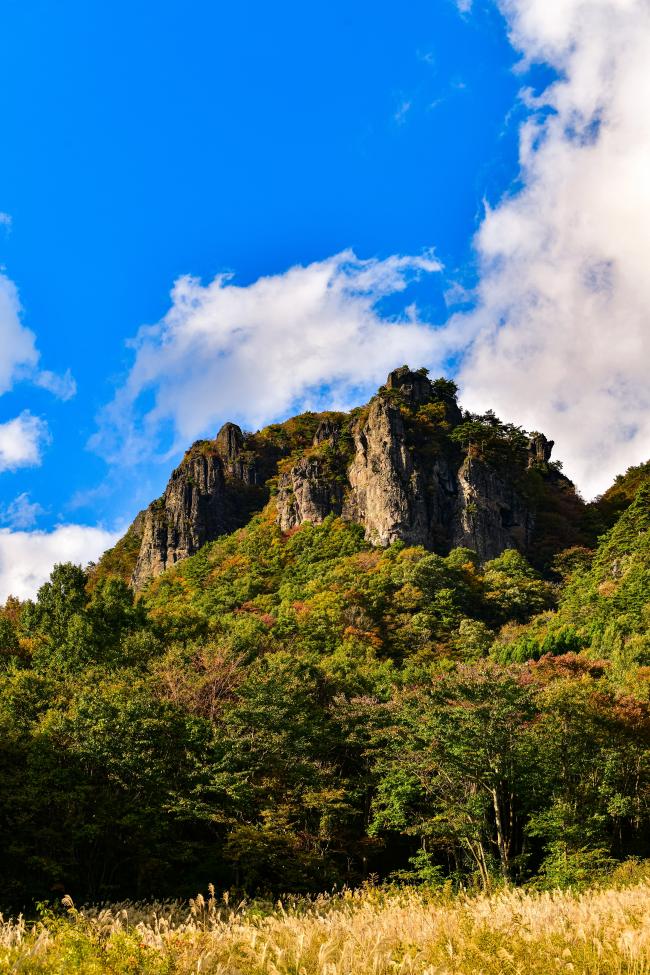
[215,421,244,459]
[527,432,554,468]
[385,365,434,404]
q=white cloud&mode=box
[0,411,50,472]
[0,524,120,602]
[0,270,76,412]
[456,0,650,497]
[0,492,44,530]
[394,99,413,124]
[0,273,38,396]
[34,368,77,401]
[95,250,450,462]
[0,212,11,231]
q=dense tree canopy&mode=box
[0,477,649,909]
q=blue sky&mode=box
[1,0,649,598]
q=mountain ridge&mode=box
[95,366,591,590]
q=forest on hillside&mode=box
[0,453,649,911]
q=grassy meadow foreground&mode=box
[2,879,650,974]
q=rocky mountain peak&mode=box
[130,422,271,589]
[215,421,244,463]
[384,365,434,404]
[383,366,463,425]
[106,366,585,589]
[527,432,554,468]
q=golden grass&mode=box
[2,882,650,974]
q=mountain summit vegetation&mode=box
[0,367,649,910]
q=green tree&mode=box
[371,662,536,887]
[528,672,650,883]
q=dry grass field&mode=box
[2,879,650,975]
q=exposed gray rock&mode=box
[126,366,575,587]
[527,432,555,468]
[313,418,341,446]
[452,456,534,560]
[345,394,431,546]
[132,448,228,588]
[131,422,274,589]
[215,422,260,484]
[215,421,244,465]
[277,457,345,531]
[275,374,463,549]
[274,369,540,558]
[385,365,434,405]
[385,366,463,423]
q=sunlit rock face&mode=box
[131,422,274,588]
[126,366,581,587]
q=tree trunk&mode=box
[492,787,511,882]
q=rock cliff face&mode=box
[273,368,572,562]
[343,373,460,550]
[132,450,227,587]
[277,457,346,531]
[131,424,274,588]
[276,419,347,532]
[452,456,534,560]
[121,366,583,588]
[345,394,432,547]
